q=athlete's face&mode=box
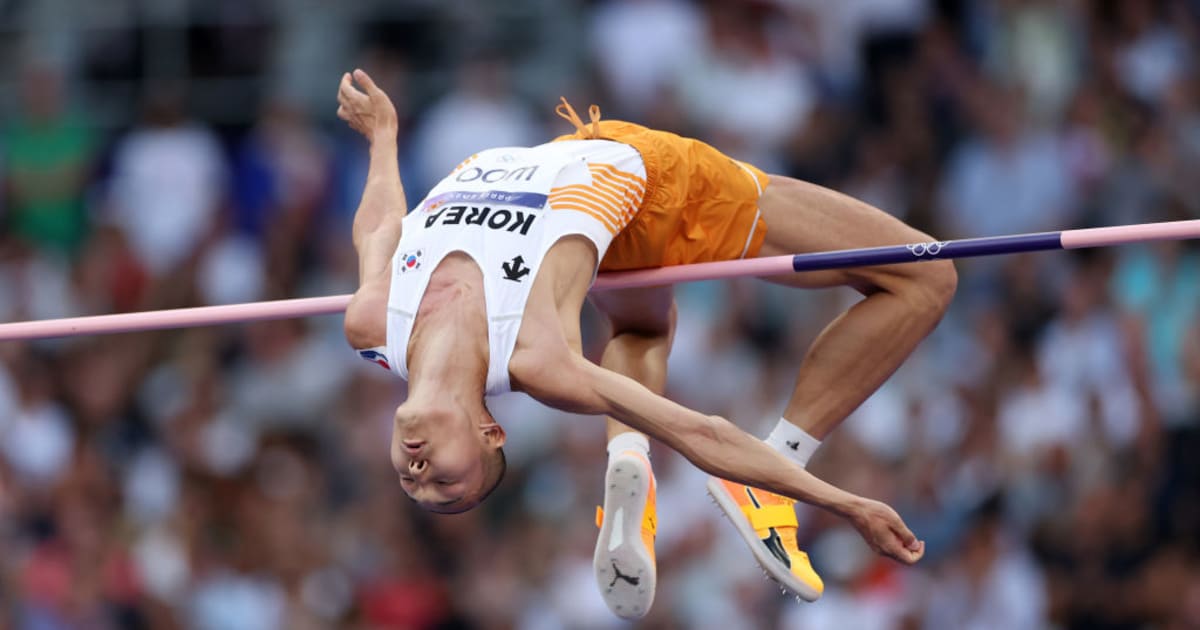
[391,403,504,513]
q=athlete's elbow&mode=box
[511,349,606,415]
[343,291,387,350]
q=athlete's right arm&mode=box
[516,352,925,565]
[339,69,405,285]
[340,69,405,349]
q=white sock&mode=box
[764,418,821,468]
[607,432,650,460]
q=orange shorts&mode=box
[553,117,769,272]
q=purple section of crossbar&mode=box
[0,295,351,341]
[591,232,1066,289]
[790,232,1064,272]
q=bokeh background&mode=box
[2,0,1200,628]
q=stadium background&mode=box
[2,0,1200,628]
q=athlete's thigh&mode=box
[756,175,935,290]
[590,285,676,337]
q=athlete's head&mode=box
[391,399,506,513]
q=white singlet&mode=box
[356,139,647,395]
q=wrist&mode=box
[826,493,868,520]
[369,126,398,146]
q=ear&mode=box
[480,421,506,448]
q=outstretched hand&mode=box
[337,69,398,143]
[845,498,925,564]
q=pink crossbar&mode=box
[1060,219,1200,249]
[0,257,796,340]
[4,219,1200,341]
[0,296,352,340]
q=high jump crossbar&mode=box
[1,219,1197,341]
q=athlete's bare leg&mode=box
[755,175,957,439]
[587,285,674,619]
[697,174,953,602]
[592,286,676,440]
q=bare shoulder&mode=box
[343,277,388,349]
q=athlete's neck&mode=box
[407,257,490,403]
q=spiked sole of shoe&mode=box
[594,453,656,619]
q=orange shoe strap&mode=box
[740,504,798,531]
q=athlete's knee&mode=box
[908,259,958,316]
[608,301,676,340]
[593,285,675,334]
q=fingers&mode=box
[886,528,925,564]
[338,72,368,107]
[893,520,920,551]
[353,68,379,94]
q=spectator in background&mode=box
[781,0,933,96]
[676,1,816,171]
[922,496,1047,630]
[105,87,227,278]
[1113,239,1200,426]
[938,82,1076,239]
[229,98,333,297]
[1037,253,1145,451]
[588,0,704,119]
[983,0,1082,124]
[0,350,74,491]
[1,63,95,257]
[410,54,542,197]
[1113,1,1191,107]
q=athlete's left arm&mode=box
[515,352,925,565]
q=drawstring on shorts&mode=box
[556,97,602,139]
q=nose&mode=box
[408,458,427,474]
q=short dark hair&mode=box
[481,446,507,501]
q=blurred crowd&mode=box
[2,0,1200,628]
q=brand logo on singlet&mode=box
[358,349,391,371]
[454,165,539,184]
[424,205,537,235]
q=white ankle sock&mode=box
[765,418,821,468]
[608,432,650,460]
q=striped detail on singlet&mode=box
[549,163,647,235]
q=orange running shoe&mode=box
[707,478,824,602]
[594,450,657,619]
